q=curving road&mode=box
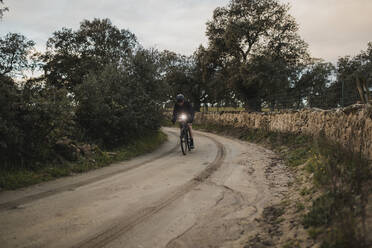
[0,128,289,248]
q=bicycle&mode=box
[177,113,192,155]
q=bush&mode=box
[0,76,75,169]
[75,63,163,147]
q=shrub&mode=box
[75,63,163,147]
[0,76,75,169]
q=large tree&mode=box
[0,33,36,77]
[43,18,138,91]
[159,51,195,106]
[206,0,309,111]
[159,48,217,112]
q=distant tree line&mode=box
[162,0,371,111]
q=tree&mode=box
[334,42,372,106]
[0,33,36,76]
[159,51,194,106]
[0,0,8,19]
[160,46,235,112]
[129,48,168,103]
[75,63,163,147]
[0,20,167,169]
[188,46,216,111]
[43,18,138,91]
[352,42,372,104]
[206,0,309,111]
[0,75,76,167]
[295,61,335,109]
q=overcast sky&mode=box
[1,0,372,63]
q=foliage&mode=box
[159,50,201,110]
[0,33,36,77]
[43,18,138,91]
[294,61,336,109]
[0,75,75,169]
[75,62,164,147]
[205,0,309,111]
[303,193,335,227]
[160,0,371,111]
[0,19,166,175]
[334,43,372,106]
[0,131,166,190]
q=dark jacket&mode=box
[172,101,195,123]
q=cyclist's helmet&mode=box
[176,94,185,103]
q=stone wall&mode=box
[194,105,372,160]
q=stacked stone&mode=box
[194,105,372,160]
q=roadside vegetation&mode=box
[0,17,168,189]
[0,131,166,190]
[194,122,371,248]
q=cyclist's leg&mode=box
[188,123,194,148]
[188,123,193,139]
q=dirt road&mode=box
[0,128,290,248]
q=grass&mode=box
[165,107,245,113]
[200,107,245,112]
[303,193,335,228]
[282,239,301,248]
[193,122,371,248]
[295,202,305,213]
[308,227,325,239]
[300,187,313,196]
[0,131,167,190]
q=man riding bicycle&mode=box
[172,94,195,149]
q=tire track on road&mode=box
[73,134,226,248]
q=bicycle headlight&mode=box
[180,114,187,121]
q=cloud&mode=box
[0,0,228,55]
[1,0,371,62]
[283,0,372,62]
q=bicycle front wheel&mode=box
[180,130,188,155]
[186,129,192,151]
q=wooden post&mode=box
[356,77,367,104]
[361,78,371,104]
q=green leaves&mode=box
[0,75,76,168]
[205,0,309,111]
[75,58,164,147]
[43,18,138,91]
[0,33,36,77]
[0,19,166,167]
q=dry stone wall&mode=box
[194,105,372,160]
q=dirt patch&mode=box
[244,189,316,248]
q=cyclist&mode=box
[172,94,195,149]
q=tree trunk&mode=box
[193,99,201,112]
[244,96,261,112]
[361,78,370,104]
[356,77,367,104]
